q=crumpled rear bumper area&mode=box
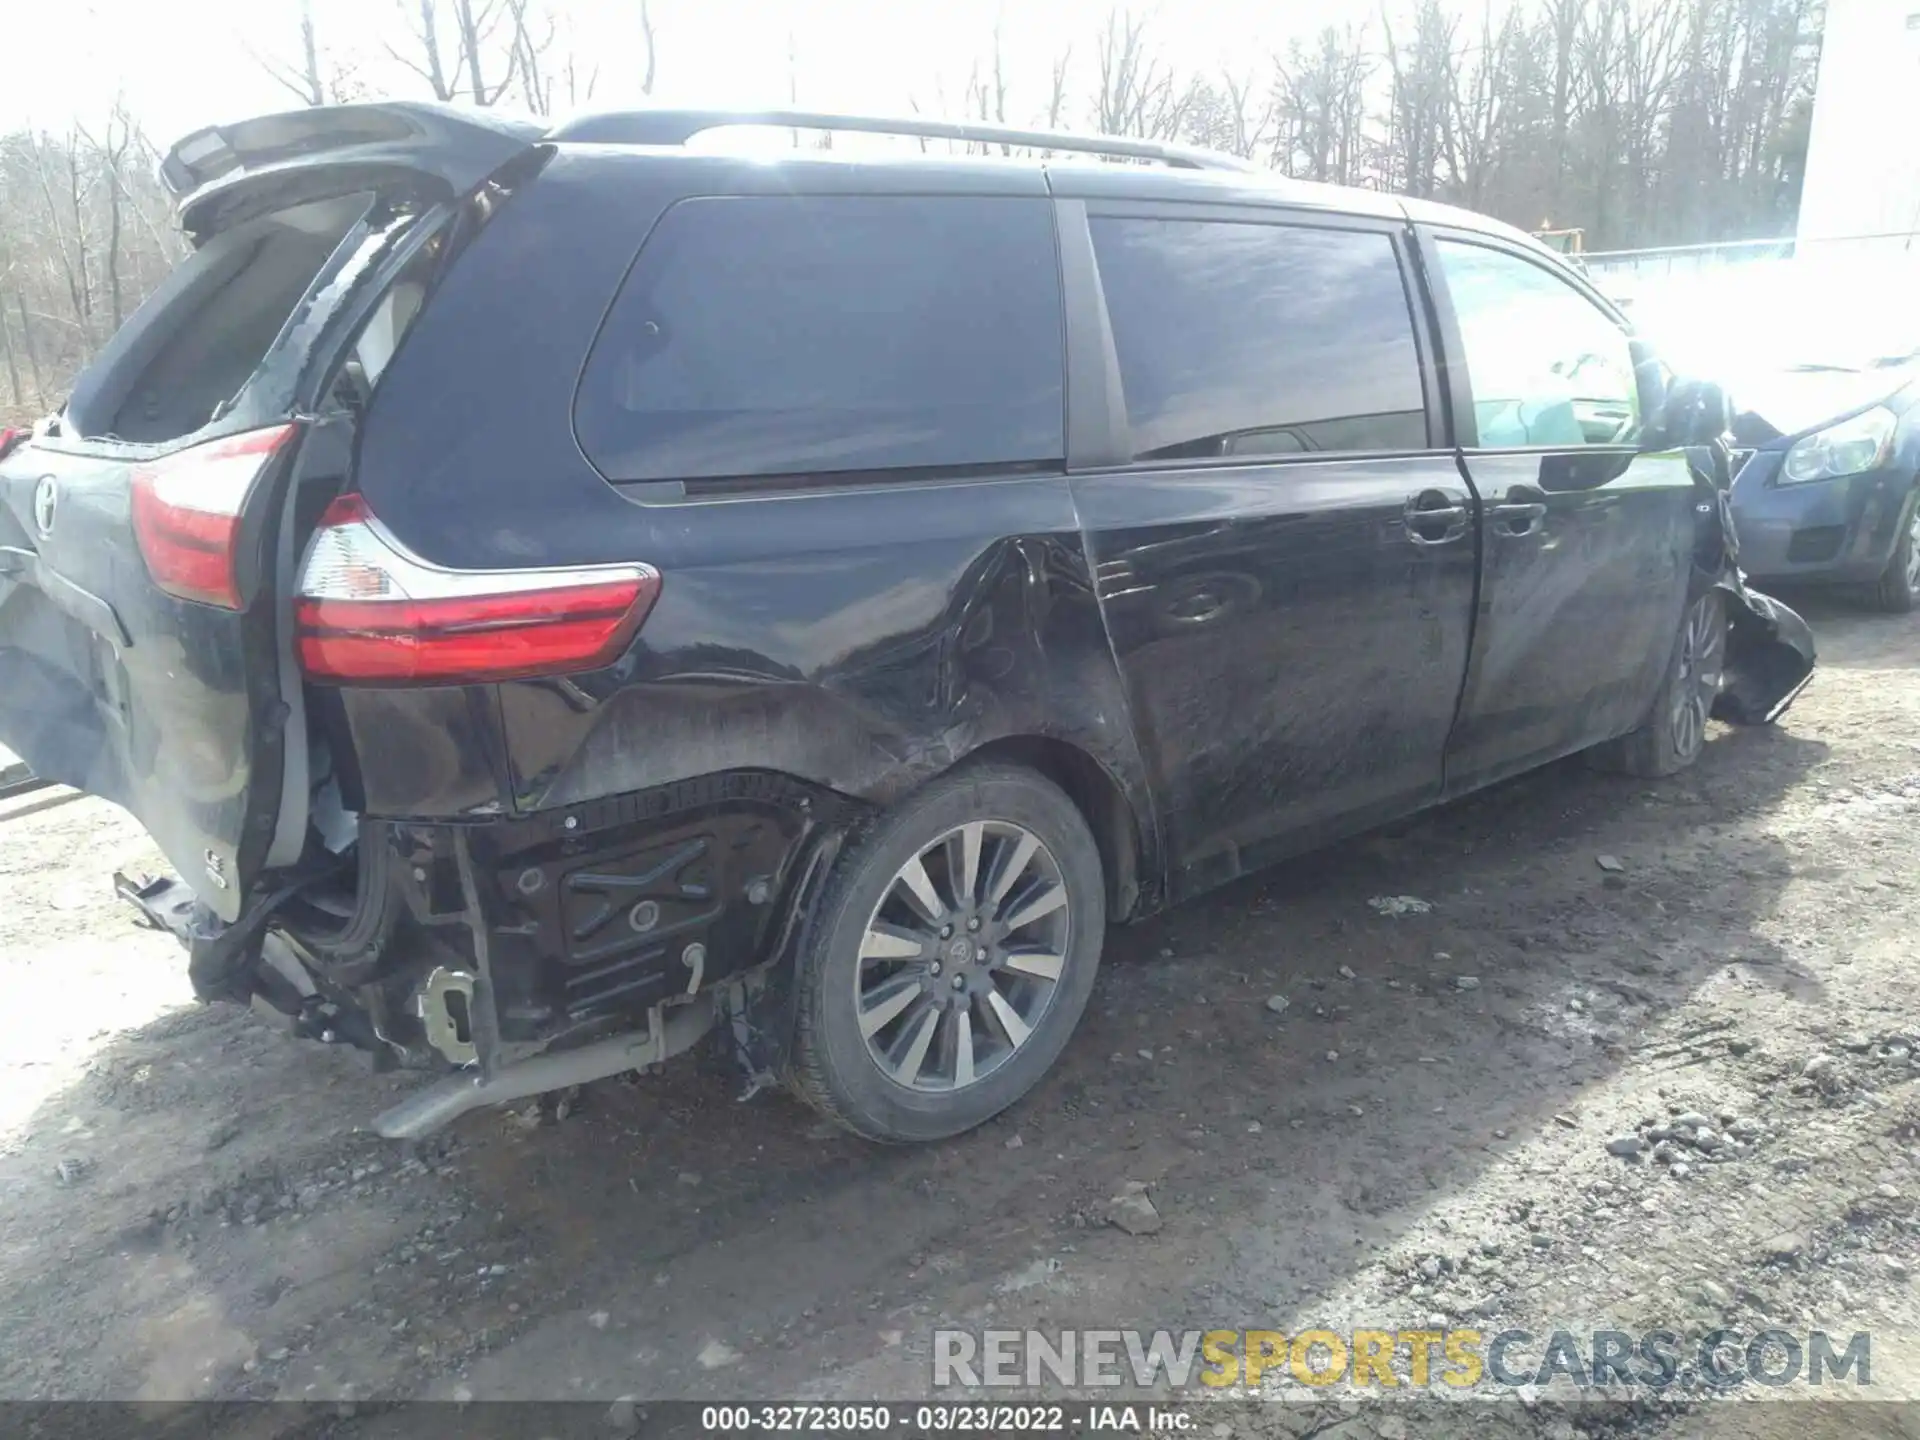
[1716,579,1816,726]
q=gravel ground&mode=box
[0,593,1915,1437]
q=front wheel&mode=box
[789,763,1106,1143]
[1588,590,1727,778]
[1869,496,1920,614]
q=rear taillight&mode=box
[0,427,28,462]
[295,494,659,683]
[131,424,297,609]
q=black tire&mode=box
[1868,492,1920,614]
[1588,590,1727,778]
[789,762,1105,1143]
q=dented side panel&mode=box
[351,148,1166,910]
[494,505,1148,819]
[330,684,514,817]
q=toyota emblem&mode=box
[31,475,57,539]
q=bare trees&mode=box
[639,0,657,98]
[509,0,609,117]
[79,109,140,332]
[1046,49,1073,130]
[387,0,460,102]
[1269,25,1374,184]
[385,0,523,106]
[1178,78,1263,160]
[1653,0,1818,244]
[1092,10,1192,140]
[0,0,1832,426]
[258,0,327,107]
[378,0,591,114]
[254,0,370,108]
[1381,0,1456,198]
[243,0,1819,253]
[1249,0,1819,248]
[0,119,181,418]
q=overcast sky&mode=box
[2,0,1367,146]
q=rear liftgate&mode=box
[3,104,549,928]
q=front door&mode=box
[1057,199,1478,897]
[1421,231,1697,796]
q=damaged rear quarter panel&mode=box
[350,148,1164,910]
[493,493,1160,904]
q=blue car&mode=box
[1727,347,1920,612]
[1630,272,1920,612]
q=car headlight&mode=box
[1780,406,1897,484]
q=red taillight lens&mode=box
[130,425,297,609]
[0,427,28,463]
[295,494,660,683]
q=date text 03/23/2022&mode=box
[698,1404,1194,1434]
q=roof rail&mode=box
[544,108,1259,173]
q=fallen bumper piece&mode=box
[1715,582,1816,727]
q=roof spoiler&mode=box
[161,102,546,237]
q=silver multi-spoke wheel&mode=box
[792,763,1105,1142]
[1668,594,1727,761]
[855,820,1071,1093]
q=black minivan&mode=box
[0,104,1813,1144]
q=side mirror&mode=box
[1650,376,1734,450]
[1669,377,1734,445]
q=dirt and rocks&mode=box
[1,594,1917,1437]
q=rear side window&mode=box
[576,196,1065,485]
[1089,217,1428,461]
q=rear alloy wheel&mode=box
[1588,590,1727,778]
[855,820,1070,1092]
[790,764,1104,1142]
[1869,498,1920,614]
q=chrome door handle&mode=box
[1490,500,1547,537]
[1406,491,1470,546]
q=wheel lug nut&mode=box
[939,924,953,939]
[929,961,942,976]
[967,917,980,932]
[951,975,966,991]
